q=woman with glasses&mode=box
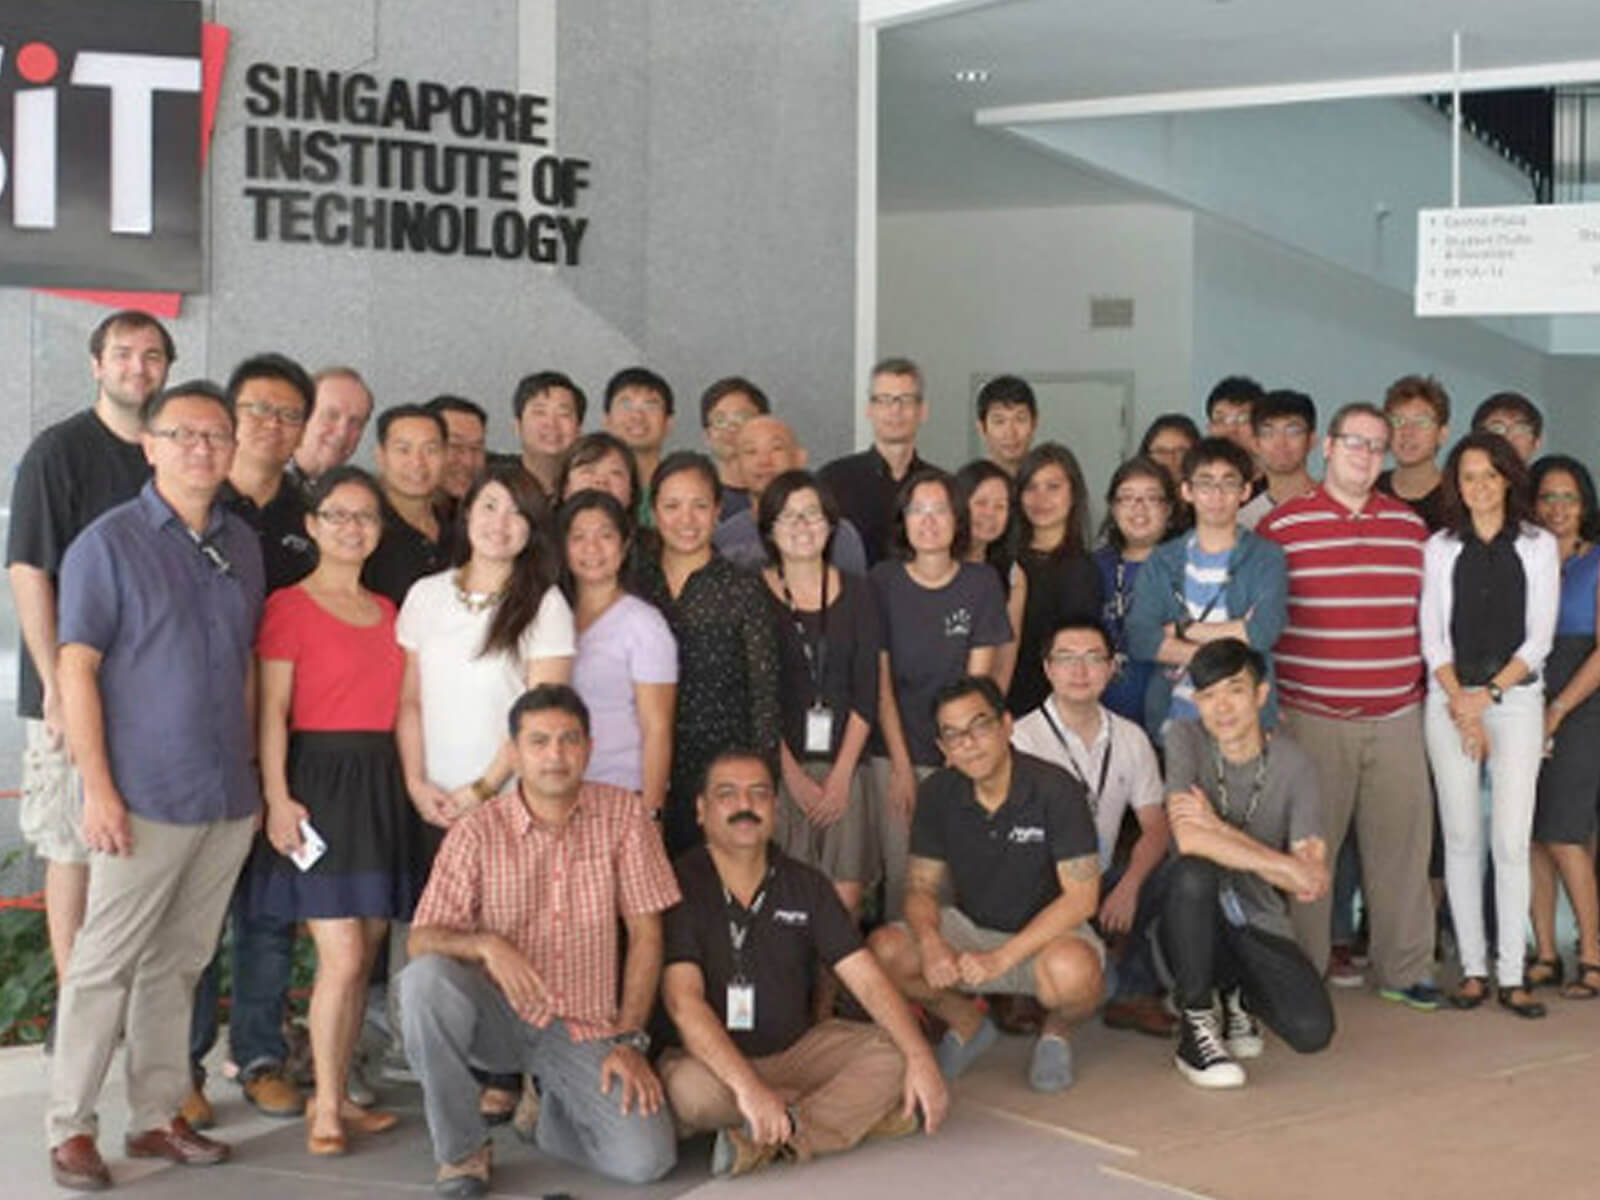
[1007,443,1103,717]
[394,462,574,1116]
[636,452,781,855]
[246,467,409,1154]
[1524,456,1600,1000]
[956,458,1026,693]
[1421,433,1558,1017]
[1095,457,1178,729]
[870,466,1012,918]
[561,488,677,815]
[757,469,880,914]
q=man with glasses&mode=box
[1238,390,1317,531]
[1377,375,1451,532]
[1471,390,1544,463]
[712,416,867,573]
[603,366,675,519]
[819,357,931,566]
[699,377,770,520]
[426,395,489,518]
[1204,375,1267,499]
[8,310,170,1066]
[187,354,320,1129]
[870,676,1103,1094]
[1012,621,1173,1037]
[1259,403,1441,1011]
[47,381,265,1189]
[1126,437,1288,737]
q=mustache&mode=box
[726,810,763,825]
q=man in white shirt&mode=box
[1012,620,1173,1036]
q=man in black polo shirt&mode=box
[817,356,930,566]
[869,676,1103,1094]
[362,404,449,606]
[660,750,947,1178]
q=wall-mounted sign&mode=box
[0,0,203,290]
[241,63,592,266]
[1416,204,1600,317]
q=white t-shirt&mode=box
[1011,698,1164,870]
[396,570,576,789]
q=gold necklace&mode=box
[455,568,506,614]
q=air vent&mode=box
[1090,297,1135,329]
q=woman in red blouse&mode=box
[246,466,410,1154]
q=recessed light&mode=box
[953,68,991,84]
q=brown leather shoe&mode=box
[50,1136,112,1191]
[241,1070,303,1117]
[1103,993,1179,1038]
[180,1086,215,1131]
[124,1116,230,1166]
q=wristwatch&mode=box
[1487,681,1504,704]
[610,1029,651,1054]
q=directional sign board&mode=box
[1416,203,1600,317]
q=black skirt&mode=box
[244,731,416,922]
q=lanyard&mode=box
[723,865,775,982]
[1210,739,1269,827]
[778,567,829,697]
[1040,703,1112,817]
[1173,535,1231,624]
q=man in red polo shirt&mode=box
[1258,402,1440,1011]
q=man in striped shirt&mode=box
[1258,402,1441,1011]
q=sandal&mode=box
[479,1086,519,1126]
[1450,975,1489,1009]
[1561,961,1600,1000]
[1525,957,1564,989]
[1497,985,1548,1019]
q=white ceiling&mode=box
[878,0,1600,211]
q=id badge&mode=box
[804,706,833,755]
[726,982,756,1031]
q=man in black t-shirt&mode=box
[659,750,946,1178]
[362,404,449,606]
[869,676,1103,1094]
[5,309,169,1033]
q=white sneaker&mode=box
[1220,988,1263,1060]
[1175,1007,1246,1089]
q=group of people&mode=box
[13,312,1598,1195]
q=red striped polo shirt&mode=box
[1257,486,1428,719]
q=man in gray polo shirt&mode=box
[46,381,265,1191]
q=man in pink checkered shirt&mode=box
[401,684,681,1197]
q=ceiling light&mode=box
[953,68,991,84]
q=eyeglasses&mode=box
[1330,432,1387,455]
[706,411,753,432]
[148,427,235,450]
[1114,492,1168,509]
[775,507,827,528]
[1538,491,1582,506]
[1483,419,1536,438]
[1046,650,1112,669]
[239,400,307,427]
[870,392,922,409]
[1389,414,1437,431]
[1255,422,1308,441]
[316,508,382,528]
[1188,477,1245,497]
[615,395,665,415]
[936,712,1000,747]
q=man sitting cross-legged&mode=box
[658,749,947,1178]
[1162,638,1335,1090]
[869,676,1104,1093]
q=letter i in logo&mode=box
[10,42,62,228]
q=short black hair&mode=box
[556,431,641,506]
[1471,391,1543,439]
[756,469,838,566]
[699,376,771,427]
[141,379,230,428]
[891,466,970,561]
[604,366,675,417]
[1043,618,1114,659]
[1189,638,1267,691]
[1251,388,1316,433]
[1100,456,1177,551]
[976,374,1037,422]
[508,683,591,738]
[89,309,176,364]
[226,352,315,419]
[306,464,382,514]
[698,746,776,797]
[651,450,721,507]
[1205,375,1264,418]
[932,674,1007,727]
[425,394,487,427]
[513,370,586,423]
[376,403,447,445]
[1183,435,1254,483]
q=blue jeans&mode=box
[190,891,296,1081]
[1100,857,1171,998]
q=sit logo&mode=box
[0,0,204,289]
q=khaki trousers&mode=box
[47,811,254,1145]
[1285,707,1436,989]
[659,1019,906,1159]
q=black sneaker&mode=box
[1175,1007,1245,1089]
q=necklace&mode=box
[455,568,506,614]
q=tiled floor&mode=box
[8,983,1599,1199]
